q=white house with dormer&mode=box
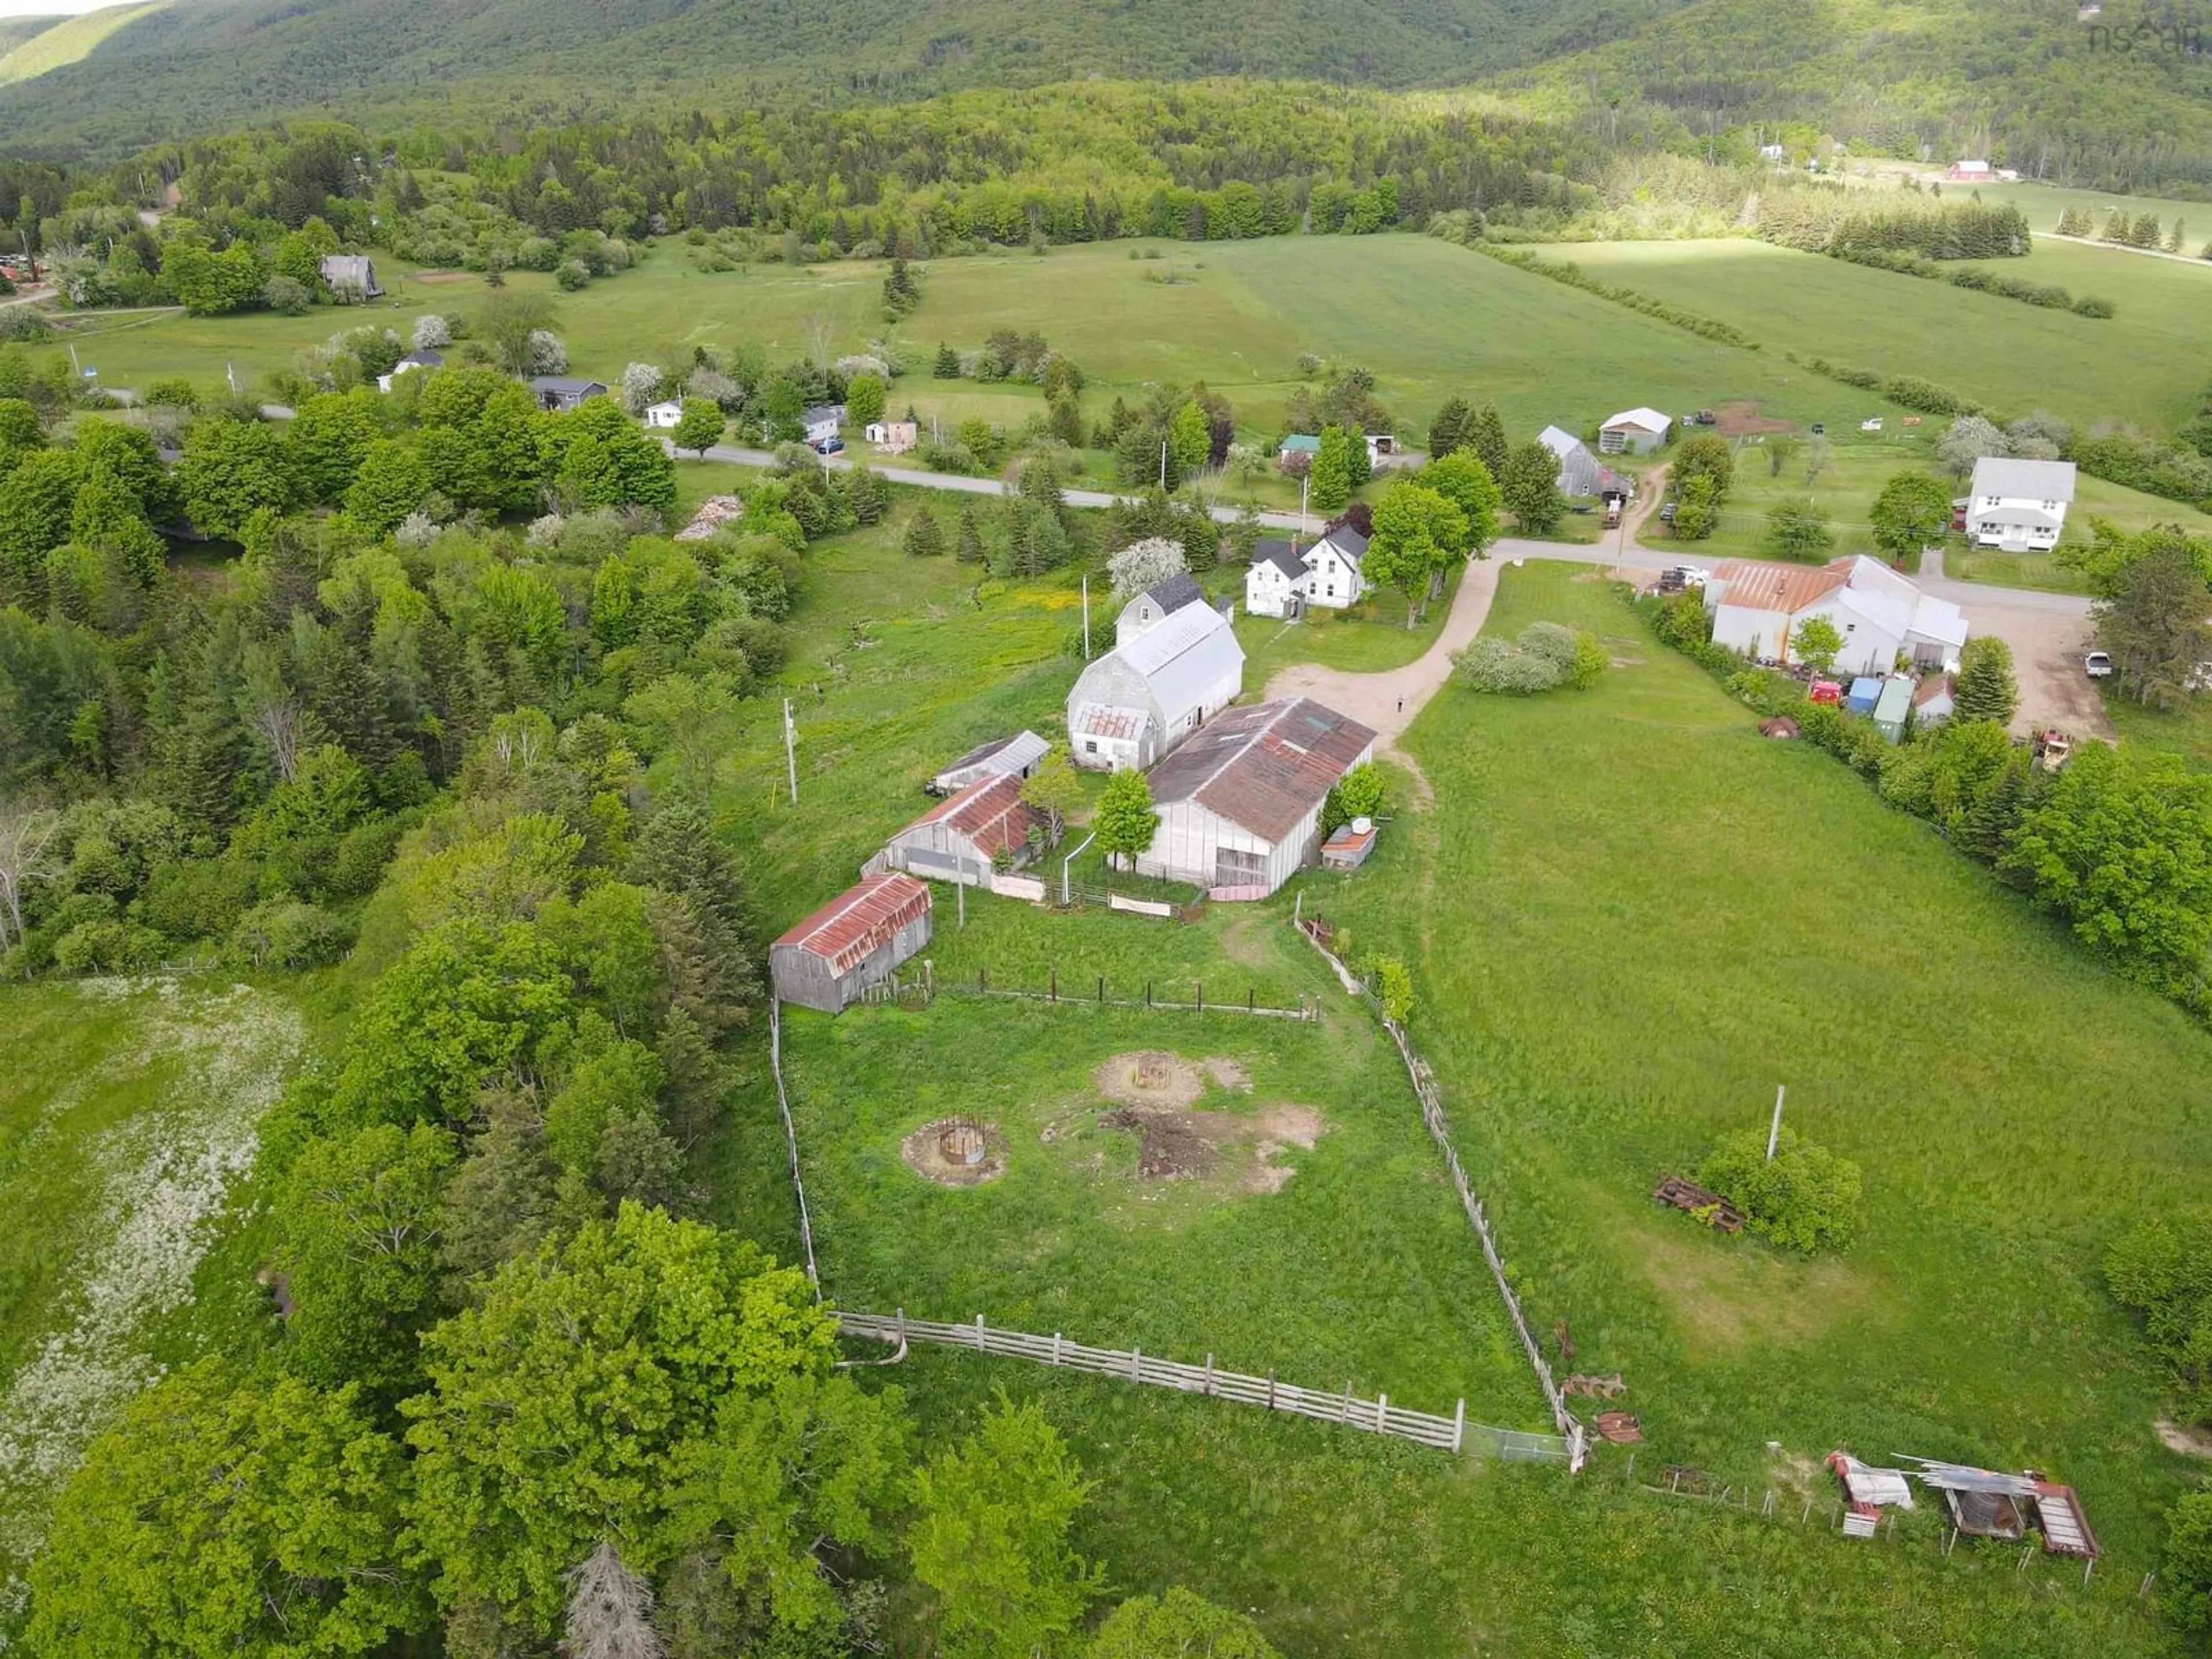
[1967,457,2077,552]
[1243,526,1371,619]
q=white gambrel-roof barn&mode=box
[1067,600,1244,772]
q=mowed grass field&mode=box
[1319,563,2212,1578]
[40,234,1922,453]
[1560,235,2212,431]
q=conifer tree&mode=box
[956,503,987,563]
[902,506,945,557]
[1467,402,1509,481]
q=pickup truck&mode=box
[2085,652,2113,679]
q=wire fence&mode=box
[838,1309,1576,1463]
[855,961,1318,1021]
[1294,899,1588,1471]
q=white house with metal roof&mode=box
[1706,555,1968,675]
[1243,526,1371,620]
[1066,600,1244,772]
[1967,456,2077,552]
[1134,698,1377,896]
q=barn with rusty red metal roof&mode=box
[770,872,933,1013]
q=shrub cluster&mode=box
[1698,1127,1863,1254]
[1455,621,1608,693]
[1472,244,1759,349]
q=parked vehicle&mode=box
[1692,409,1718,426]
[1809,679,1843,705]
[2033,729,2074,771]
[1658,501,1677,524]
[814,435,844,455]
[2085,651,2113,679]
[1603,503,1622,529]
[1810,422,1826,435]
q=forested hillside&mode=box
[1513,0,2212,194]
[0,0,1687,157]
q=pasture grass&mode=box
[1314,561,2212,1577]
[1558,234,2212,431]
[39,234,1934,456]
[782,994,1535,1419]
[697,510,2190,1653]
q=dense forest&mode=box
[1517,0,2212,195]
[0,0,1690,158]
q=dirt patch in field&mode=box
[1629,1213,1876,1356]
[1096,1051,1207,1111]
[1205,1058,1252,1092]
[1094,1097,1323,1194]
[412,269,472,284]
[2158,1419,2212,1460]
[901,1118,1006,1186]
[1712,400,1795,437]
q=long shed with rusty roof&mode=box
[1134,697,1376,896]
[870,772,1046,884]
[770,872,933,1013]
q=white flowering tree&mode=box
[620,362,665,414]
[528,329,569,375]
[411,313,452,351]
[1108,536,1188,600]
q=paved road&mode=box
[681,439,2093,626]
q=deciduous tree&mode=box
[908,1395,1102,1659]
[1498,439,1564,535]
[1791,616,1843,674]
[671,397,724,457]
[1869,471,1953,559]
[1093,768,1158,871]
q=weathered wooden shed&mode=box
[872,772,1046,884]
[770,873,932,1013]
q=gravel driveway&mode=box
[1956,598,2112,739]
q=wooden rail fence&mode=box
[838,1310,1576,1463]
[858,964,1317,1021]
[1294,900,1589,1471]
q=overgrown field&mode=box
[1559,235,2212,431]
[0,978,306,1618]
[1320,563,2212,1581]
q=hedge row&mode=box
[1797,357,1985,418]
[1823,244,2115,318]
[1474,243,1760,349]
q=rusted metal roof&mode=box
[900,772,1044,859]
[773,872,931,974]
[1147,698,1376,844]
[1073,702,1146,741]
[1710,557,1852,615]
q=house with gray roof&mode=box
[532,376,610,411]
[929,730,1050,796]
[1116,572,1206,645]
[1244,524,1370,619]
[1967,456,2077,552]
[1244,537,1310,619]
[1066,600,1244,772]
[1134,698,1377,896]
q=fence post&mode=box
[1097,975,1104,1004]
[1377,1393,1388,1431]
[1453,1397,1465,1454]
[1146,979,1152,1007]
[1248,988,1255,1012]
[1131,1346,1142,1383]
[897,1307,907,1346]
[1204,1354,1214,1396]
[1196,981,1203,1014]
[1051,1332,1063,1366]
[979,967,986,994]
[1050,968,1057,1003]
[975,1312,986,1350]
[1267,1370,1277,1410]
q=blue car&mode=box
[814,435,844,455]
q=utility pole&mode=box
[1159,439,1168,491]
[957,857,967,928]
[1081,574,1090,659]
[1299,474,1309,536]
[1766,1084,1786,1162]
[782,698,799,805]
